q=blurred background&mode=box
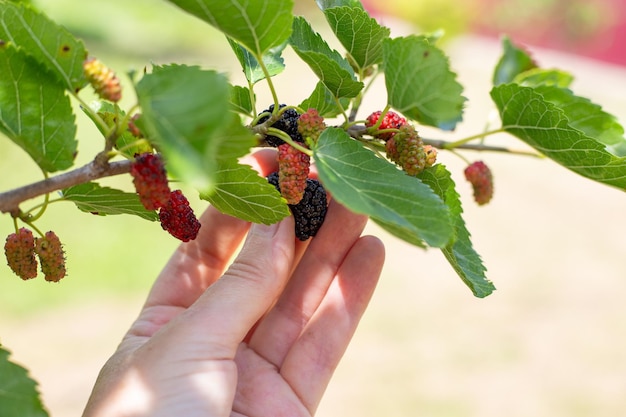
[1,0,625,416]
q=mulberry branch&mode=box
[0,160,132,215]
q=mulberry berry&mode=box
[297,108,326,145]
[4,228,38,280]
[83,57,122,102]
[278,143,310,205]
[258,104,303,147]
[365,110,407,141]
[267,172,328,241]
[131,152,171,211]
[159,190,201,242]
[464,161,494,205]
[388,125,427,176]
[423,145,438,168]
[34,231,66,282]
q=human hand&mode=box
[82,151,385,417]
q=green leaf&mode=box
[0,345,49,417]
[493,36,537,86]
[533,85,626,157]
[419,165,494,298]
[383,36,465,131]
[0,2,87,91]
[0,43,77,172]
[316,0,365,10]
[230,85,254,117]
[200,159,290,224]
[166,0,293,55]
[323,6,390,69]
[62,182,159,221]
[491,83,626,189]
[314,128,453,247]
[299,81,349,118]
[290,16,364,99]
[135,65,238,193]
[514,68,574,89]
[228,37,286,85]
[212,113,257,161]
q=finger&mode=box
[240,148,278,176]
[248,200,369,366]
[281,235,385,413]
[143,205,251,310]
[144,149,280,310]
[161,217,297,358]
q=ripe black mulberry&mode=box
[267,172,327,241]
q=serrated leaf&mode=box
[135,65,234,193]
[323,6,390,69]
[212,113,256,160]
[418,165,494,298]
[493,36,537,86]
[0,2,87,91]
[0,43,77,172]
[62,182,159,221]
[514,68,574,88]
[299,81,349,118]
[0,346,49,417]
[491,83,626,189]
[383,36,465,131]
[166,0,293,55]
[230,85,254,116]
[228,37,286,85]
[200,159,290,224]
[314,128,453,247]
[290,16,364,99]
[533,85,626,157]
[316,0,364,10]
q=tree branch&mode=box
[0,160,132,215]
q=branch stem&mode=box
[0,160,133,215]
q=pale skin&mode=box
[82,151,385,417]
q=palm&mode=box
[83,152,384,417]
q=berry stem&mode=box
[258,58,280,112]
[267,127,313,156]
[442,128,506,149]
[72,92,111,137]
[334,96,350,125]
[423,137,543,157]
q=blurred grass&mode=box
[0,0,234,317]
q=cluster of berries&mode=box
[83,57,122,102]
[258,106,328,240]
[4,228,66,282]
[366,110,437,177]
[130,153,201,242]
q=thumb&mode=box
[174,217,296,356]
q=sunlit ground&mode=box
[1,1,626,416]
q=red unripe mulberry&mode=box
[159,190,201,242]
[131,153,171,210]
[365,110,407,141]
[464,161,494,205]
[277,143,311,205]
[4,228,38,280]
[35,231,66,282]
